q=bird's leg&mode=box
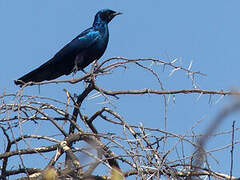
[89,59,98,73]
[81,69,88,75]
[96,68,104,73]
[72,60,87,78]
[72,64,85,80]
[93,59,99,69]
[93,59,104,73]
[72,64,78,77]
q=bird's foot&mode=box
[93,59,99,67]
[95,68,105,73]
[72,64,79,75]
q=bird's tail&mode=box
[14,67,48,86]
[14,58,66,86]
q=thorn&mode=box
[170,58,178,64]
[188,61,193,71]
[196,92,203,102]
[169,67,180,77]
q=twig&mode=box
[230,120,236,179]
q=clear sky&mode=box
[1,0,240,178]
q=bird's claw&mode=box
[95,68,105,73]
[72,65,79,75]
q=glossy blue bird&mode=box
[14,9,122,86]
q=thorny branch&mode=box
[0,57,240,179]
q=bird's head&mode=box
[94,9,122,25]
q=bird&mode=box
[14,9,122,86]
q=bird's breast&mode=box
[90,29,109,57]
[75,30,109,69]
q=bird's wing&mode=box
[54,28,100,59]
[43,28,101,74]
[15,28,101,86]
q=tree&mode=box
[1,57,239,179]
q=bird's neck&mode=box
[93,22,108,37]
[93,17,108,29]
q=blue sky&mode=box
[1,0,240,178]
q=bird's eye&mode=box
[107,11,113,16]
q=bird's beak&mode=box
[113,12,123,16]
